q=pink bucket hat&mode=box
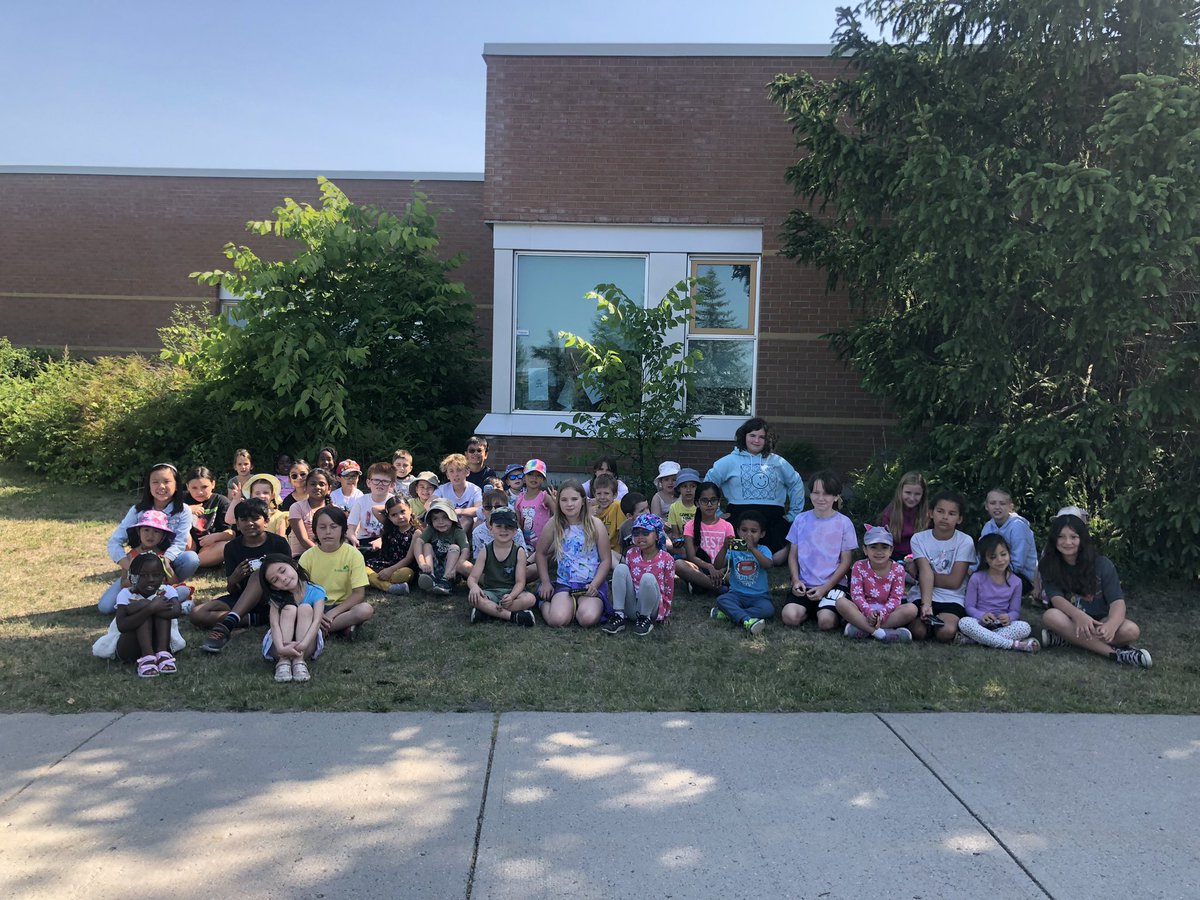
[126,509,175,546]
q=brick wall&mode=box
[482,51,897,472]
[0,173,492,353]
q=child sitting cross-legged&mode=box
[472,488,533,579]
[364,496,418,595]
[192,497,292,654]
[958,533,1039,653]
[711,510,775,636]
[298,506,374,640]
[466,506,537,626]
[605,513,674,637]
[838,525,918,642]
[415,498,469,595]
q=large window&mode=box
[686,258,758,416]
[480,224,762,441]
[514,254,646,412]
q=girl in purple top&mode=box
[958,534,1039,652]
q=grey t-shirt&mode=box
[1043,555,1123,619]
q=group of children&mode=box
[93,441,1153,682]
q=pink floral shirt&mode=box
[850,559,906,618]
[626,548,676,621]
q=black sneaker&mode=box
[1113,647,1153,669]
[511,609,536,627]
[602,614,626,635]
[632,615,654,637]
[1040,628,1067,648]
[469,607,484,625]
[201,622,231,654]
[431,578,453,596]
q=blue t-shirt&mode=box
[726,547,768,599]
[298,583,326,606]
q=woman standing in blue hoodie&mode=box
[705,417,806,563]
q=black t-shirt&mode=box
[188,492,231,538]
[466,466,497,489]
[223,533,291,601]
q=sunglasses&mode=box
[289,471,308,479]
[483,504,505,511]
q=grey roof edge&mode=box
[483,42,836,57]
[0,165,485,182]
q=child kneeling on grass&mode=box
[260,554,325,683]
[415,498,469,595]
[711,510,774,636]
[466,507,537,626]
[605,513,674,637]
[298,506,374,641]
[102,554,184,678]
[838,525,917,642]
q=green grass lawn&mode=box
[1,462,1196,714]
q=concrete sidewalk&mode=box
[1,712,1196,899]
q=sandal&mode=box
[274,659,293,683]
[291,660,311,682]
[137,655,160,678]
[155,651,177,674]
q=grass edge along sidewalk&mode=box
[0,462,1197,714]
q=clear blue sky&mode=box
[2,0,869,172]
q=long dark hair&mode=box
[381,495,414,540]
[136,463,183,514]
[311,505,348,544]
[976,533,1014,586]
[258,554,310,607]
[691,481,723,533]
[1038,515,1098,596]
[735,417,773,456]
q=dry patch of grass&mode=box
[1,462,1196,714]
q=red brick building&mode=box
[0,44,897,472]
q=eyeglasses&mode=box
[368,478,391,486]
[698,497,721,505]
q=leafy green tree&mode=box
[556,280,703,491]
[188,178,481,457]
[771,0,1200,575]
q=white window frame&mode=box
[685,256,761,418]
[478,223,763,441]
[511,251,650,413]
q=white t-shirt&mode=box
[909,529,976,606]
[329,486,364,513]
[435,481,483,514]
[348,493,391,541]
[116,584,179,607]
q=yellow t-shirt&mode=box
[299,543,369,605]
[596,500,624,549]
[267,509,289,537]
[667,500,696,536]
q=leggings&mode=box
[958,617,1032,649]
[611,564,661,620]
